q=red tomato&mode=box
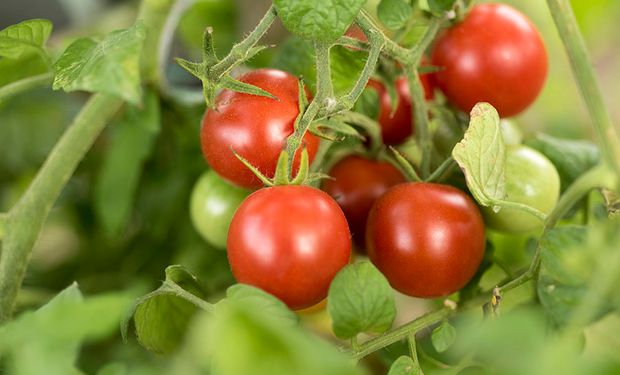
[366,182,485,298]
[431,3,547,117]
[367,75,433,145]
[201,69,320,189]
[322,155,405,249]
[227,185,351,310]
[345,25,367,42]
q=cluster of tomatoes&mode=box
[191,3,560,310]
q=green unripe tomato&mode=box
[500,119,523,146]
[483,145,560,233]
[190,170,250,248]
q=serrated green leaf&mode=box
[0,283,132,375]
[125,265,209,354]
[187,301,363,375]
[431,320,456,353]
[0,19,52,59]
[52,22,145,104]
[225,284,298,326]
[378,0,412,30]
[95,90,160,237]
[273,0,367,43]
[387,356,420,375]
[452,102,506,207]
[273,38,366,96]
[525,134,599,193]
[328,261,396,339]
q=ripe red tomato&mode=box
[201,69,320,189]
[367,75,433,145]
[366,182,485,298]
[431,3,547,117]
[227,185,351,310]
[322,155,405,249]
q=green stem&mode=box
[211,5,277,77]
[546,0,620,178]
[426,157,456,183]
[0,73,53,104]
[351,307,452,360]
[494,200,547,222]
[407,333,422,371]
[0,94,123,322]
[167,282,214,313]
[285,43,332,175]
[138,0,177,85]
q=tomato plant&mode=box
[483,145,560,233]
[431,3,548,117]
[366,182,486,297]
[1,1,619,374]
[227,185,351,310]
[322,155,405,248]
[190,170,250,249]
[201,68,320,189]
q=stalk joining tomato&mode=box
[366,182,485,298]
[190,170,250,249]
[201,69,319,189]
[483,145,560,233]
[367,75,433,145]
[227,185,351,310]
[431,3,548,117]
[322,155,405,249]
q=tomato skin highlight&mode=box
[366,182,485,298]
[323,155,405,249]
[227,185,351,310]
[367,75,433,145]
[483,145,560,233]
[201,69,320,189]
[431,3,547,117]
[190,170,250,249]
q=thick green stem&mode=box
[211,5,277,77]
[0,94,123,321]
[138,0,177,85]
[350,307,452,360]
[0,73,53,105]
[546,0,620,178]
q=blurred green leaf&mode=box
[189,300,364,375]
[387,355,420,375]
[0,19,52,60]
[525,134,599,192]
[452,102,506,207]
[353,87,380,120]
[224,284,298,326]
[431,320,456,353]
[52,22,145,104]
[0,283,132,375]
[274,0,366,43]
[419,0,457,15]
[273,38,366,96]
[378,0,412,30]
[124,265,209,354]
[94,89,160,237]
[327,261,396,339]
[0,54,49,87]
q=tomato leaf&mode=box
[327,261,396,339]
[273,0,366,43]
[0,283,132,375]
[525,133,599,193]
[387,355,421,375]
[52,21,145,104]
[123,265,210,354]
[537,225,616,326]
[452,102,506,207]
[188,301,363,375]
[0,19,52,60]
[353,87,380,120]
[378,0,413,30]
[94,89,160,237]
[224,284,298,326]
[431,320,457,353]
[419,0,457,15]
[273,38,366,96]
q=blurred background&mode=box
[0,0,619,373]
